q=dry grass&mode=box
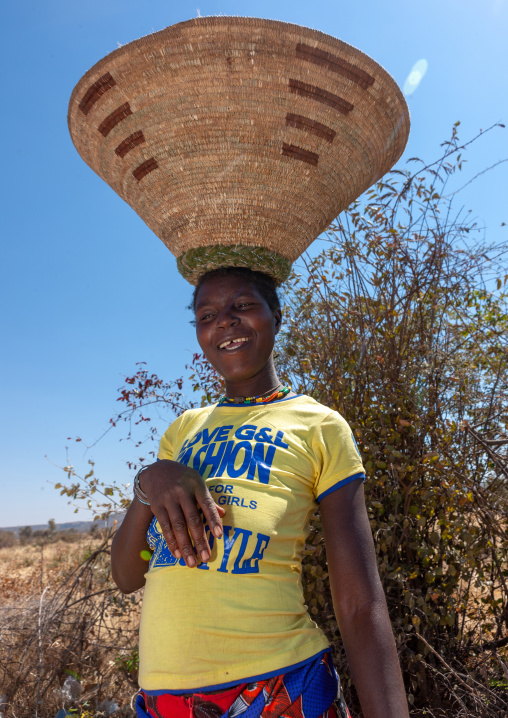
[0,533,141,718]
[1,541,87,594]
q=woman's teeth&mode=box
[219,337,250,350]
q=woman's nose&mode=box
[216,308,240,328]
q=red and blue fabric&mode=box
[135,651,351,718]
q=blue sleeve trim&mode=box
[141,648,330,695]
[316,472,365,503]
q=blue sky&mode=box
[1,0,507,526]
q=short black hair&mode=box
[192,266,281,313]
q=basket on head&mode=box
[68,17,410,285]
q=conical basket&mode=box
[68,16,410,284]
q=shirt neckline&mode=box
[213,394,304,408]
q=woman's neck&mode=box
[223,362,281,400]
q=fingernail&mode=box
[187,555,196,567]
[174,549,181,559]
[213,525,223,538]
[201,550,210,562]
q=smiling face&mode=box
[194,273,282,398]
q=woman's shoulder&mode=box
[158,405,217,457]
[279,393,340,417]
[279,394,353,433]
[161,404,215,437]
[179,404,217,419]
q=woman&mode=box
[111,266,410,718]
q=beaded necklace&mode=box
[218,385,291,406]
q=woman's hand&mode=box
[139,459,226,568]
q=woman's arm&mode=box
[111,495,153,593]
[319,479,409,718]
[111,459,225,593]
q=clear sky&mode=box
[1,0,507,526]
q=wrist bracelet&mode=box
[133,466,151,506]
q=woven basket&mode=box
[68,17,410,284]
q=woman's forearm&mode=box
[320,481,409,717]
[336,594,409,718]
[111,497,153,593]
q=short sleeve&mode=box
[311,411,365,502]
[157,413,187,461]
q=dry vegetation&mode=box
[0,533,141,718]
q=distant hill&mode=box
[0,516,124,535]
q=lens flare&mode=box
[403,59,428,96]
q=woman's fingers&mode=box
[215,503,227,517]
[158,497,225,568]
[180,497,214,565]
[162,503,201,567]
[196,487,224,539]
[155,507,182,560]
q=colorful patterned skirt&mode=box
[135,651,351,718]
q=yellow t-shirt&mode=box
[138,394,365,691]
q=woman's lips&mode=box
[217,336,252,351]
